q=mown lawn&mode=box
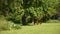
[0,23,60,34]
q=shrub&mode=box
[12,24,21,30]
[46,20,60,23]
[0,19,21,31]
[0,16,21,31]
[0,19,14,30]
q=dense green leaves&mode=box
[0,0,60,24]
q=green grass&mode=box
[0,23,60,34]
[46,20,60,23]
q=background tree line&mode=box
[0,0,60,25]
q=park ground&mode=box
[0,23,60,34]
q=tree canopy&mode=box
[0,0,60,25]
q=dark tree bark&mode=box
[22,14,27,25]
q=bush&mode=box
[0,19,21,31]
[0,16,21,31]
[0,19,14,30]
[46,20,60,23]
[12,24,21,30]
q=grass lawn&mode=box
[0,23,60,34]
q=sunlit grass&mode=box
[0,23,60,34]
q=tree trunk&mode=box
[22,14,27,25]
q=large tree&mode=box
[0,0,59,25]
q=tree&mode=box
[0,0,60,25]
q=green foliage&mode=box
[0,18,14,30]
[24,0,59,22]
[46,20,60,23]
[12,24,21,30]
[0,16,21,30]
[0,0,60,25]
